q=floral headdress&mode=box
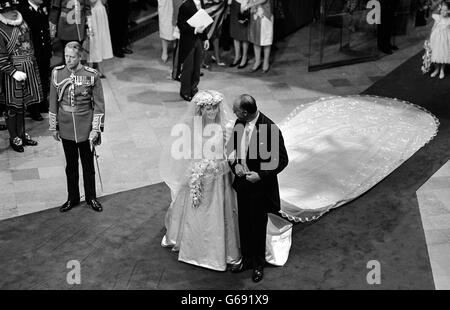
[192,90,223,108]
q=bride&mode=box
[160,90,241,271]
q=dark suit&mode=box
[377,0,399,50]
[229,112,289,269]
[107,0,130,54]
[19,0,52,113]
[177,0,207,98]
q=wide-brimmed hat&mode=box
[0,0,19,12]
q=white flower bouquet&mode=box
[422,40,432,74]
[189,159,222,208]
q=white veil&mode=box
[159,90,236,199]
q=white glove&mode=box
[12,71,27,82]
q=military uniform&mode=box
[49,0,91,43]
[0,5,43,151]
[19,0,52,113]
[49,64,104,203]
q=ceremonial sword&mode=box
[92,145,104,192]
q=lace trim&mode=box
[278,95,440,223]
[0,12,23,26]
[49,112,57,130]
[92,113,104,132]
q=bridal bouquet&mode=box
[421,40,432,74]
[189,159,221,208]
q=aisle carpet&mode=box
[0,52,447,290]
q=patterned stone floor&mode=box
[417,160,450,290]
[2,22,449,289]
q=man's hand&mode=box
[12,71,27,82]
[235,164,247,177]
[245,171,261,183]
[52,130,60,141]
[49,21,56,38]
[195,25,206,34]
[203,39,210,51]
[89,131,100,148]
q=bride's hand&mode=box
[235,164,246,177]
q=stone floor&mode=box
[417,160,450,290]
[2,22,449,289]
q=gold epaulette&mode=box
[84,66,98,75]
[54,64,65,70]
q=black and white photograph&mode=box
[1,0,450,296]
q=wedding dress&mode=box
[278,96,439,222]
[160,90,241,271]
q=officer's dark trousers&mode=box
[236,183,268,270]
[62,139,96,202]
[180,38,203,98]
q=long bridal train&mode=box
[278,95,439,223]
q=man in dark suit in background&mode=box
[107,0,132,58]
[19,0,52,119]
[377,0,400,54]
[177,0,210,101]
[228,94,289,283]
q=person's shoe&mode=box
[30,113,43,121]
[237,59,248,69]
[230,261,252,273]
[252,267,264,283]
[59,199,80,212]
[211,55,226,67]
[10,137,24,153]
[379,47,393,55]
[122,47,133,54]
[229,57,241,67]
[22,133,38,146]
[0,124,6,131]
[201,63,210,69]
[262,64,270,74]
[180,93,192,101]
[87,198,103,212]
[390,45,399,51]
[251,62,262,73]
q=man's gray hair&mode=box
[64,41,83,56]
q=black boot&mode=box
[22,133,38,146]
[10,137,24,153]
[87,198,103,212]
[59,199,80,212]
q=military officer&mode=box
[49,0,92,46]
[19,0,52,118]
[49,41,104,212]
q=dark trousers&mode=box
[108,0,130,52]
[236,186,268,269]
[5,109,24,140]
[180,38,203,98]
[377,6,395,49]
[62,139,96,202]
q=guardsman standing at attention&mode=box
[49,41,105,213]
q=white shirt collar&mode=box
[247,111,259,128]
[28,1,39,11]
